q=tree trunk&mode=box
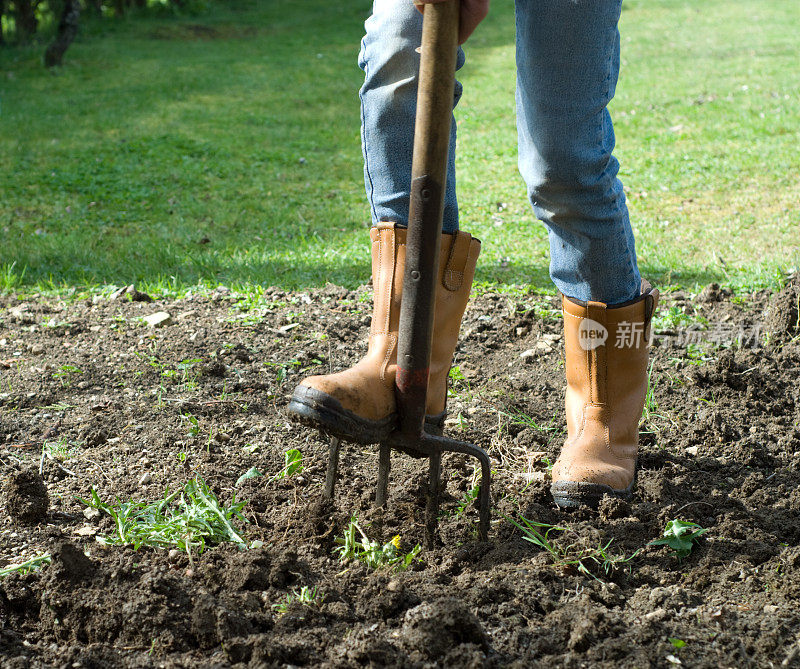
[44,0,80,67]
[14,0,40,40]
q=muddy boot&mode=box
[288,221,481,444]
[550,280,659,508]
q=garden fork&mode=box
[323,0,492,548]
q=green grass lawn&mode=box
[1,0,798,295]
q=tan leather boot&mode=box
[288,222,481,444]
[550,280,659,508]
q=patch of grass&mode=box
[170,358,203,391]
[442,478,481,520]
[42,317,75,329]
[335,514,421,572]
[52,364,83,388]
[235,448,303,487]
[1,2,370,293]
[642,362,659,427]
[42,436,79,461]
[0,262,26,291]
[80,477,248,562]
[139,355,202,391]
[491,408,564,483]
[640,362,676,433]
[1,0,798,296]
[684,342,716,366]
[455,484,481,517]
[235,466,262,487]
[0,553,52,579]
[652,304,703,333]
[272,585,325,615]
[38,402,76,411]
[504,409,560,435]
[266,359,302,388]
[505,514,640,582]
[180,411,201,437]
[446,364,469,400]
[39,436,80,476]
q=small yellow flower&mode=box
[390,535,402,549]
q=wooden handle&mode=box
[411,0,460,188]
[395,0,460,438]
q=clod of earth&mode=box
[400,598,490,660]
[764,273,800,339]
[47,542,95,583]
[3,468,49,524]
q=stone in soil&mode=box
[143,311,172,328]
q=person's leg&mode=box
[514,0,640,305]
[358,0,464,233]
[514,0,657,508]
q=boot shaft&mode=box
[562,288,658,448]
[368,221,480,336]
[368,222,481,414]
[370,223,405,339]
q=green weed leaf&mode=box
[236,467,263,487]
[649,519,709,558]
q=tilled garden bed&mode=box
[1,277,799,667]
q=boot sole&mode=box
[550,468,637,509]
[287,385,445,445]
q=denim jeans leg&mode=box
[358,0,464,233]
[515,0,641,305]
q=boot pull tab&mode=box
[585,301,607,405]
[643,288,659,344]
[442,231,472,291]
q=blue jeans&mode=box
[358,0,642,305]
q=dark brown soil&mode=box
[1,277,799,667]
